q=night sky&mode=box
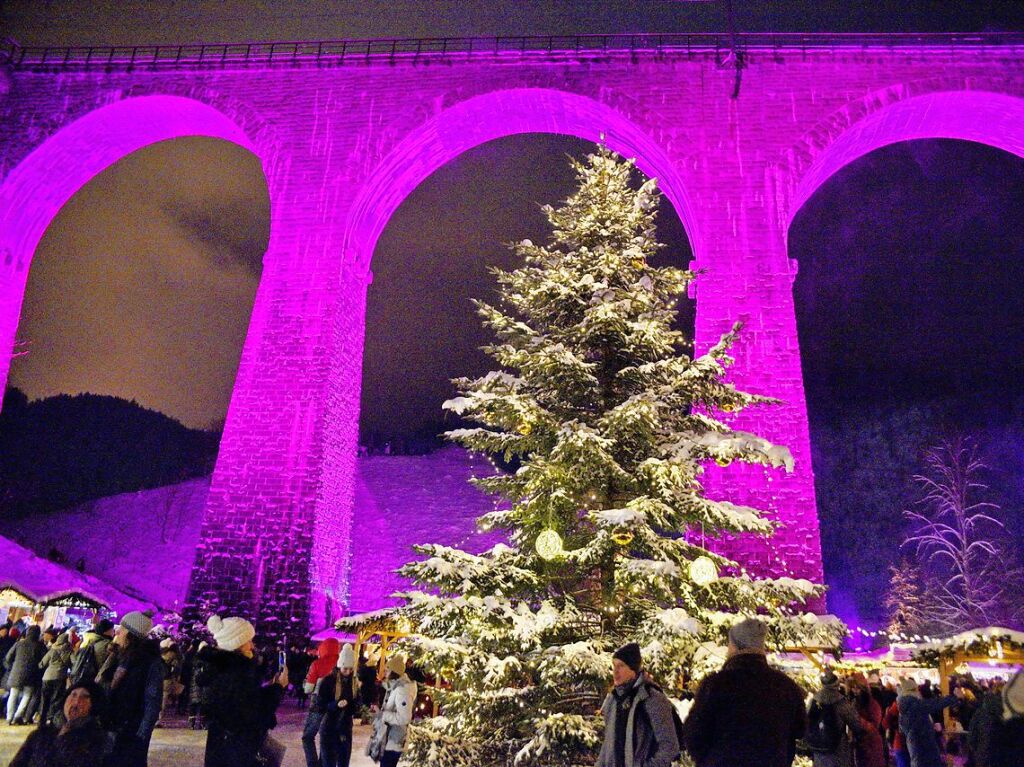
[3,2,1024,622]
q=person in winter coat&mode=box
[897,677,959,767]
[5,625,45,725]
[9,680,111,767]
[313,643,358,767]
[187,641,211,730]
[38,631,72,725]
[158,638,183,726]
[883,698,910,767]
[195,615,288,767]
[69,620,114,688]
[807,671,867,767]
[967,670,1024,767]
[302,638,341,767]
[103,611,165,767]
[851,677,886,767]
[682,618,806,767]
[596,642,680,767]
[368,654,417,767]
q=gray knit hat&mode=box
[728,618,767,652]
[118,611,153,638]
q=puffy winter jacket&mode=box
[4,630,45,688]
[375,674,417,752]
[40,634,72,682]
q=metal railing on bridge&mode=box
[2,32,1023,72]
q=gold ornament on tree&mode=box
[518,421,533,436]
[715,455,731,467]
[611,530,634,546]
[535,528,564,560]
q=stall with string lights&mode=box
[912,627,1024,730]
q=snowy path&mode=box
[0,703,376,766]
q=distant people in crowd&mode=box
[69,619,114,689]
[883,695,910,767]
[187,640,211,730]
[38,631,72,726]
[158,638,183,727]
[358,651,379,716]
[968,669,1024,767]
[367,654,417,767]
[897,676,961,767]
[596,641,680,767]
[302,638,340,767]
[102,611,165,767]
[683,618,806,767]
[195,614,288,767]
[8,680,110,766]
[806,670,867,767]
[289,642,314,708]
[849,673,886,767]
[5,625,45,725]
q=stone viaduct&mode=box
[1,33,1022,635]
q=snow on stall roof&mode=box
[0,534,153,616]
[919,627,1024,652]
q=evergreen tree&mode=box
[376,147,841,767]
[884,558,927,636]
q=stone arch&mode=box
[778,85,1024,229]
[341,87,700,272]
[0,93,270,403]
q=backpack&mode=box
[69,644,99,686]
[805,699,843,753]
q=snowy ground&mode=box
[0,701,376,766]
[1,446,498,615]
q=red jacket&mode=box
[305,639,340,686]
[883,701,906,752]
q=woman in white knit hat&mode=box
[309,642,359,767]
[194,615,289,767]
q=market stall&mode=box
[0,534,154,628]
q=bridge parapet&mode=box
[3,32,1024,72]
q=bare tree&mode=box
[903,437,1018,632]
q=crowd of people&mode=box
[600,618,1023,767]
[0,611,1020,767]
[0,611,418,767]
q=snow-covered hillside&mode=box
[3,447,497,613]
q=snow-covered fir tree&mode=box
[884,558,928,637]
[381,146,843,767]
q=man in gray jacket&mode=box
[597,642,680,767]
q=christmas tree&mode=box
[381,147,842,767]
[884,558,928,637]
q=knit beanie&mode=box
[338,643,356,670]
[1003,670,1024,720]
[613,642,643,674]
[899,677,921,698]
[207,615,256,652]
[728,618,767,652]
[119,612,153,639]
[821,670,839,687]
[386,653,407,676]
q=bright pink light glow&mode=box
[2,44,1022,633]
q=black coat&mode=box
[105,639,165,742]
[313,669,358,737]
[195,646,284,767]
[682,652,807,767]
[4,635,45,689]
[9,716,111,767]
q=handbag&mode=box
[366,724,390,762]
[256,733,287,767]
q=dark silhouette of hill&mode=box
[0,388,219,518]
